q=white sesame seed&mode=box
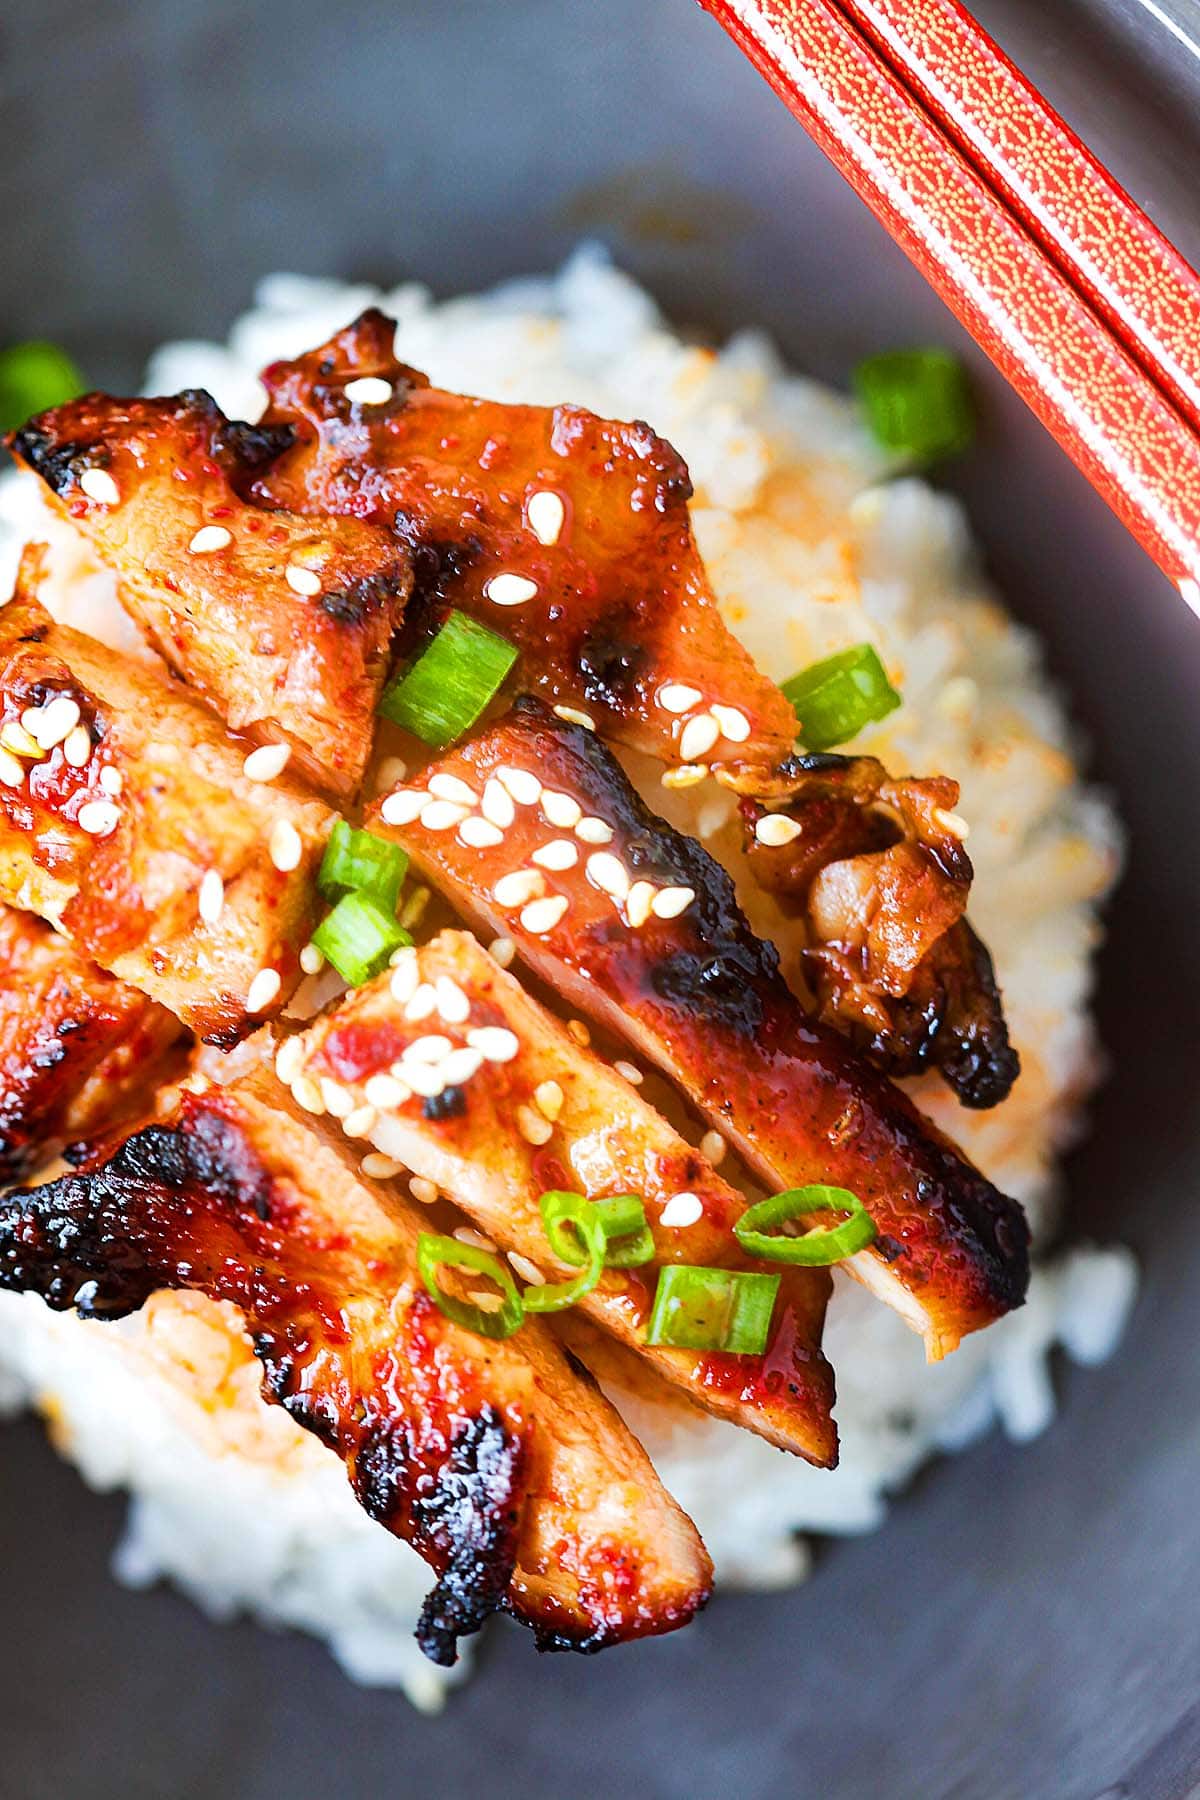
[362,1151,403,1179]
[484,572,539,607]
[467,1289,506,1313]
[700,1129,728,1166]
[467,1026,520,1063]
[586,851,629,898]
[374,756,408,793]
[679,713,721,763]
[404,983,439,1022]
[269,818,303,872]
[188,525,233,555]
[488,936,517,968]
[197,868,225,924]
[498,766,542,806]
[420,799,470,832]
[521,894,569,935]
[364,1073,409,1110]
[0,748,24,788]
[493,869,544,909]
[388,949,420,1004]
[534,1079,564,1121]
[575,815,614,845]
[517,1104,553,1146]
[934,807,971,840]
[19,707,42,737]
[661,764,708,790]
[435,976,471,1024]
[290,1073,325,1115]
[541,789,582,829]
[460,816,504,850]
[31,696,81,750]
[440,1046,484,1086]
[77,799,120,837]
[455,1226,499,1253]
[243,742,291,783]
[428,772,478,806]
[246,967,282,1014]
[380,787,426,826]
[626,880,656,928]
[343,1104,379,1139]
[658,683,703,714]
[320,1078,354,1118]
[754,812,803,847]
[711,703,751,743]
[63,725,92,768]
[480,777,516,829]
[79,468,120,506]
[410,1176,439,1205]
[509,1253,545,1286]
[531,838,578,871]
[0,721,41,759]
[567,1018,590,1046]
[660,1191,703,1228]
[344,376,394,405]
[274,1037,305,1085]
[526,489,565,545]
[405,1061,446,1098]
[99,765,122,796]
[552,705,595,730]
[652,885,695,919]
[402,1034,454,1065]
[613,1060,644,1085]
[299,942,325,975]
[285,563,322,597]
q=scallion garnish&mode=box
[318,819,409,912]
[378,610,518,748]
[523,1193,607,1314]
[0,340,85,434]
[311,890,412,987]
[852,347,974,463]
[645,1265,780,1356]
[783,642,901,750]
[539,1190,655,1271]
[733,1184,877,1266]
[417,1232,525,1339]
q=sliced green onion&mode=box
[645,1265,780,1356]
[378,610,518,748]
[417,1232,525,1339]
[311,891,412,987]
[734,1184,877,1266]
[524,1194,607,1314]
[0,340,85,434]
[783,642,901,751]
[852,347,974,464]
[538,1190,655,1270]
[318,818,408,912]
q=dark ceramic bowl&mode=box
[2,4,1199,1796]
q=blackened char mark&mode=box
[576,619,647,714]
[935,922,1021,1109]
[6,423,91,496]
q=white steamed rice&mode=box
[0,248,1136,1708]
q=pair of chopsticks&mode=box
[699,0,1200,609]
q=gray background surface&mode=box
[1,2,1199,1796]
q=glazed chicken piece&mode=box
[0,562,333,1045]
[286,930,837,1465]
[9,391,412,803]
[368,700,1029,1359]
[243,308,797,788]
[0,1072,711,1662]
[744,752,1019,1108]
[0,905,186,1183]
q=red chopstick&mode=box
[698,0,1200,606]
[841,0,1200,436]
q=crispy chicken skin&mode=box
[369,700,1029,1358]
[0,905,185,1182]
[9,390,411,803]
[744,753,1019,1108]
[0,1072,711,1661]
[288,930,837,1464]
[243,309,797,787]
[0,563,333,1045]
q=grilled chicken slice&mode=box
[243,308,797,788]
[285,929,836,1464]
[0,904,186,1182]
[744,752,1019,1108]
[9,391,411,803]
[0,560,333,1045]
[368,699,1029,1358]
[0,1071,711,1661]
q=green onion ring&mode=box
[417,1232,525,1339]
[524,1193,607,1314]
[733,1184,877,1266]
